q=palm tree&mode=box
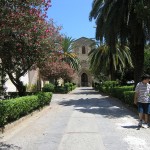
[89,0,150,85]
[88,44,133,80]
[61,36,80,71]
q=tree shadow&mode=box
[72,91,101,95]
[121,125,141,130]
[0,142,21,150]
[59,96,138,120]
[72,88,106,95]
[79,88,93,90]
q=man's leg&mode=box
[139,113,143,120]
[138,103,143,126]
[142,103,149,128]
[144,114,148,123]
[138,113,143,126]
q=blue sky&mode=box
[47,0,96,40]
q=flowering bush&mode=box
[0,0,62,96]
[40,61,75,82]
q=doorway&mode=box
[81,73,88,87]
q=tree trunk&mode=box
[130,42,144,88]
[109,53,116,80]
[15,80,26,96]
[129,11,145,88]
[7,73,26,96]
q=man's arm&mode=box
[134,92,138,105]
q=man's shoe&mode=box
[142,123,149,128]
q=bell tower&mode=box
[72,37,95,87]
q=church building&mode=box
[72,37,95,87]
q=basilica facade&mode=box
[72,37,95,87]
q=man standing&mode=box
[134,74,150,128]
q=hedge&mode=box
[124,91,135,105]
[111,86,134,102]
[94,81,135,106]
[42,83,55,92]
[0,92,52,127]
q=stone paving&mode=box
[0,87,150,150]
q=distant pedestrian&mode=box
[134,74,150,128]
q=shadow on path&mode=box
[59,88,138,120]
[0,142,21,150]
[121,125,140,129]
[72,91,101,95]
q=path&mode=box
[0,87,150,150]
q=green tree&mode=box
[89,0,150,85]
[88,44,133,80]
[61,36,80,71]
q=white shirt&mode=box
[135,82,150,103]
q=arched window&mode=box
[82,46,86,54]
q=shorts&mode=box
[138,102,150,114]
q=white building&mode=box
[5,69,42,92]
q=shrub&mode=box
[42,83,55,92]
[54,82,76,94]
[124,91,135,105]
[93,81,135,108]
[54,86,66,93]
[72,84,77,90]
[7,92,38,99]
[102,81,119,94]
[0,92,52,127]
[37,92,52,107]
[111,86,134,102]
[64,82,71,92]
[26,84,37,92]
[96,80,119,94]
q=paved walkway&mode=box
[1,87,150,150]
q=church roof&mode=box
[73,37,95,46]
